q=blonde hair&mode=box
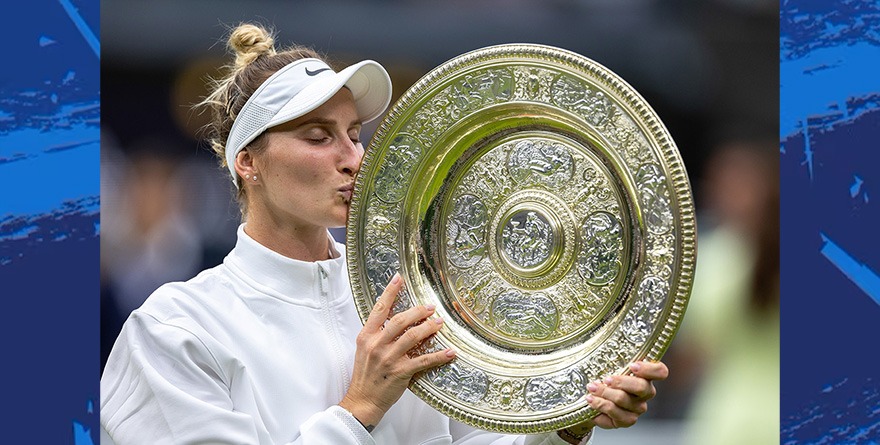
[196,23,326,216]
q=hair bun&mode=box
[228,23,277,68]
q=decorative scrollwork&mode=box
[524,369,587,411]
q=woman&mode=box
[100,23,668,445]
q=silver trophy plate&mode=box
[346,44,696,433]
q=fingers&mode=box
[409,348,456,374]
[389,314,444,356]
[382,304,437,342]
[584,361,669,430]
[587,393,641,429]
[629,360,669,381]
[363,273,403,333]
[587,380,649,414]
[587,378,645,428]
[601,374,656,401]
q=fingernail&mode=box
[425,304,436,312]
[391,273,401,284]
[433,317,444,325]
[586,394,595,404]
[603,377,614,386]
[445,349,456,358]
[587,383,598,392]
[629,362,641,372]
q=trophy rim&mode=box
[346,43,696,433]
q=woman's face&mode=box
[249,88,364,231]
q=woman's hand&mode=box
[558,361,669,443]
[339,273,456,430]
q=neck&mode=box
[243,214,332,262]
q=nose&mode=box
[339,137,364,176]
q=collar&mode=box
[224,224,348,305]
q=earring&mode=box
[245,174,251,180]
[253,175,258,181]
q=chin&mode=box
[328,214,348,229]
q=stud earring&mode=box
[253,175,258,181]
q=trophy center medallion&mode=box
[500,209,555,271]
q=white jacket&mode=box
[101,225,582,445]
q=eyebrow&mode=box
[296,117,362,129]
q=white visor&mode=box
[225,58,392,186]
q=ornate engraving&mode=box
[365,243,399,298]
[348,44,696,433]
[426,362,489,404]
[410,334,443,358]
[635,163,673,234]
[593,336,628,372]
[551,76,613,127]
[622,298,654,346]
[446,194,489,268]
[451,270,493,316]
[486,378,527,412]
[577,212,623,285]
[507,140,575,188]
[365,213,400,249]
[450,70,514,118]
[392,286,414,316]
[490,290,559,341]
[405,68,514,145]
[513,67,556,102]
[374,134,422,203]
[638,275,669,307]
[501,210,554,269]
[572,162,623,224]
[525,369,587,411]
[486,188,577,291]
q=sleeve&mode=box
[100,311,374,445]
[450,419,593,445]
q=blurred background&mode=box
[100,1,779,443]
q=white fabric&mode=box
[225,58,392,186]
[101,225,583,445]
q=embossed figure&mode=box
[525,370,587,411]
[375,135,420,203]
[502,211,554,268]
[636,163,673,234]
[552,76,612,127]
[447,194,488,268]
[579,212,623,285]
[101,24,669,445]
[427,362,490,404]
[508,140,574,187]
[491,291,559,340]
[366,243,400,296]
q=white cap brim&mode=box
[225,58,392,186]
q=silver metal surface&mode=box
[347,43,696,433]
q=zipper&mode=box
[317,264,351,399]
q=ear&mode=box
[234,149,257,183]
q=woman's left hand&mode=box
[573,360,669,432]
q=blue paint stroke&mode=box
[72,421,95,445]
[820,232,880,307]
[850,175,864,198]
[39,36,56,47]
[801,120,815,182]
[58,0,99,58]
[781,42,880,137]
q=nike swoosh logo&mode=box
[305,67,331,76]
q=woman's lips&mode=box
[339,184,354,201]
